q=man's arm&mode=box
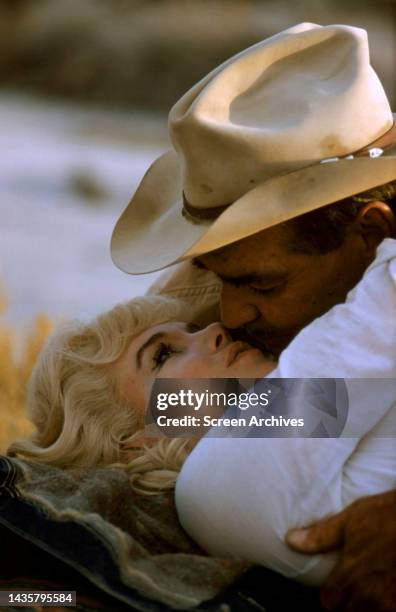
[176,240,396,595]
[279,240,396,610]
[286,489,396,612]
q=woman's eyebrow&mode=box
[136,332,165,370]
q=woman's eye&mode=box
[152,343,178,371]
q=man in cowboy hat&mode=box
[111,23,396,611]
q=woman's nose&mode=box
[199,322,230,352]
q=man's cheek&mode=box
[255,299,291,330]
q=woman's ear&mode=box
[355,201,396,253]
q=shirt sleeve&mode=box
[276,238,396,381]
[175,240,396,585]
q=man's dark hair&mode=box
[288,180,396,254]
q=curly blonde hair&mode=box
[7,295,197,495]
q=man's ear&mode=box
[355,201,396,253]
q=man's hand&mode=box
[285,490,396,612]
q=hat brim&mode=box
[111,147,396,274]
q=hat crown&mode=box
[169,23,393,209]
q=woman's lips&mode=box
[226,341,258,367]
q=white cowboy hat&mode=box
[111,22,396,274]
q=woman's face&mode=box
[113,321,275,412]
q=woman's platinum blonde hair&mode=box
[7,295,197,495]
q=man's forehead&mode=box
[213,231,272,258]
[194,250,290,286]
[196,225,290,273]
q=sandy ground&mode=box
[0,92,168,331]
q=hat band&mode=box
[181,137,394,223]
[182,193,230,222]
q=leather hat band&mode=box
[182,192,230,222]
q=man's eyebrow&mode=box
[192,258,286,286]
[136,332,165,370]
[220,271,287,286]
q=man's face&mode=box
[197,222,369,356]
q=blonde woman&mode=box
[7,295,275,494]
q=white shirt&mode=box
[175,238,396,585]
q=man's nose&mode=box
[220,283,260,329]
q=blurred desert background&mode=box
[1,0,395,451]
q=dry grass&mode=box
[0,292,52,454]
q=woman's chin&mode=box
[228,352,277,379]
